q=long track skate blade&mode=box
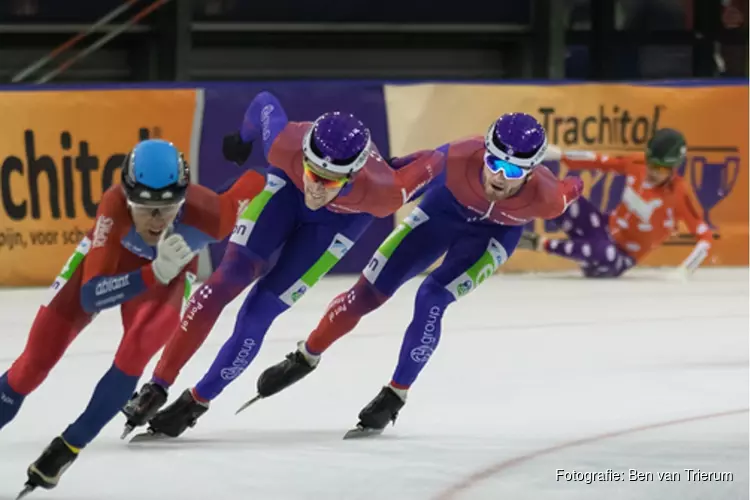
[128,430,171,443]
[235,395,263,415]
[16,484,36,500]
[343,426,384,440]
[120,423,135,440]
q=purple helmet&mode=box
[302,112,372,176]
[485,113,548,168]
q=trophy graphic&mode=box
[689,155,741,228]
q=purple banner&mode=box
[198,83,394,274]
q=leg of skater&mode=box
[122,172,299,430]
[145,212,373,437]
[520,196,605,249]
[0,239,94,432]
[541,198,635,277]
[23,273,185,490]
[255,197,460,400]
[351,223,523,437]
[550,196,607,239]
[523,197,633,276]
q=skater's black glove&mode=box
[222,132,253,166]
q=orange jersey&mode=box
[563,151,711,262]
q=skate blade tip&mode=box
[128,431,167,443]
[343,426,384,440]
[16,484,36,500]
[235,395,263,415]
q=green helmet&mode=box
[646,128,687,168]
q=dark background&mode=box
[0,0,747,84]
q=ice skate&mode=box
[17,437,78,498]
[237,342,318,414]
[121,382,168,439]
[130,389,208,442]
[343,386,406,439]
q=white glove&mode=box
[678,240,711,277]
[151,231,195,285]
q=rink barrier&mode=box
[0,81,746,285]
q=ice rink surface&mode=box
[0,268,747,500]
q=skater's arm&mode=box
[547,145,635,175]
[239,91,290,160]
[537,175,585,219]
[181,178,264,243]
[81,266,161,314]
[214,166,265,195]
[392,145,448,203]
[215,169,267,236]
[388,144,445,169]
[80,191,159,313]
[675,183,713,273]
[219,169,266,205]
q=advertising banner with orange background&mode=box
[0,89,199,286]
[385,83,748,272]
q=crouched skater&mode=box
[518,128,712,278]
[0,139,264,497]
[252,113,585,437]
[117,90,444,442]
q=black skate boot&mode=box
[258,342,318,397]
[121,382,168,439]
[343,386,406,439]
[132,389,208,441]
[236,342,318,414]
[517,232,540,250]
[17,437,78,498]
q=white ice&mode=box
[0,268,747,500]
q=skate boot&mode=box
[18,437,78,497]
[141,389,208,439]
[517,232,540,250]
[343,386,406,439]
[236,342,319,415]
[257,341,319,397]
[121,382,168,439]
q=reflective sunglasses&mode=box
[484,153,533,180]
[127,200,183,219]
[303,158,349,189]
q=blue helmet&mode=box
[302,112,372,176]
[485,113,548,168]
[121,139,189,205]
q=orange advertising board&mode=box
[0,89,199,285]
